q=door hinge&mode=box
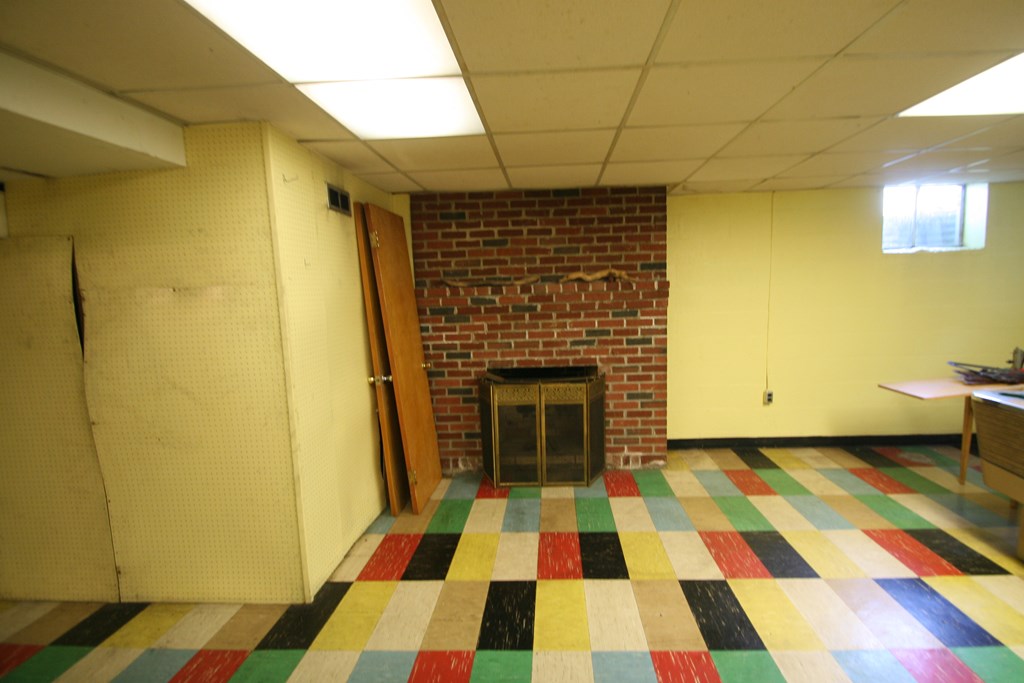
[371,230,381,248]
[410,469,418,486]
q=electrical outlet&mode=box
[763,389,774,405]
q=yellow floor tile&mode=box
[786,470,848,496]
[827,578,942,649]
[420,581,489,651]
[610,497,657,532]
[679,497,734,531]
[789,448,841,469]
[101,603,194,648]
[463,500,508,533]
[946,528,1024,576]
[665,451,691,471]
[749,497,816,531]
[821,496,894,529]
[680,450,720,471]
[912,466,987,495]
[539,498,578,532]
[729,579,824,651]
[152,604,241,649]
[365,581,442,651]
[974,575,1024,613]
[446,533,500,581]
[814,447,871,469]
[287,651,359,682]
[535,580,590,651]
[532,651,594,683]
[491,532,539,581]
[312,581,397,651]
[777,579,882,650]
[705,448,749,469]
[658,531,724,580]
[925,576,1024,646]
[661,470,709,497]
[631,580,706,651]
[780,531,865,579]
[964,492,1018,519]
[761,448,813,470]
[771,651,853,683]
[619,532,676,580]
[888,494,973,528]
[584,580,648,651]
[822,531,917,578]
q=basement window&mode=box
[882,183,987,253]
[327,184,351,215]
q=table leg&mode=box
[960,395,973,485]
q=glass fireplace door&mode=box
[541,383,588,485]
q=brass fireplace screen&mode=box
[480,366,606,487]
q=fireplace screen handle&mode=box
[367,374,393,386]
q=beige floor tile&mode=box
[823,530,917,578]
[584,580,647,651]
[658,531,724,580]
[491,532,539,581]
[330,534,385,581]
[152,604,242,649]
[463,499,508,533]
[749,497,816,531]
[827,578,943,649]
[540,498,578,532]
[365,581,443,651]
[679,497,734,531]
[420,581,489,651]
[814,447,871,469]
[661,470,709,497]
[771,651,853,683]
[609,497,656,532]
[820,495,894,529]
[205,604,288,650]
[786,470,848,496]
[0,602,58,641]
[532,651,594,683]
[55,647,142,683]
[705,448,748,470]
[777,579,881,650]
[390,499,440,534]
[287,651,359,681]
[631,580,705,650]
[6,602,102,645]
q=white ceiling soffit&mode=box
[0,0,1022,193]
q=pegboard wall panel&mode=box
[0,236,118,601]
[266,127,390,597]
[6,123,304,603]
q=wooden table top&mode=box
[879,377,1024,400]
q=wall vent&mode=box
[327,184,351,215]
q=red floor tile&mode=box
[864,529,962,576]
[476,478,510,499]
[409,650,474,683]
[357,534,422,581]
[850,468,916,494]
[0,643,44,677]
[537,532,583,579]
[724,470,776,495]
[699,531,771,579]
[604,470,641,497]
[890,648,983,683]
[651,650,722,683]
[169,650,249,683]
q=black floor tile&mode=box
[477,581,536,651]
[904,529,1009,575]
[733,448,779,469]
[680,580,765,650]
[402,533,462,580]
[256,582,349,650]
[844,446,899,469]
[740,531,819,578]
[579,532,630,579]
[51,603,150,647]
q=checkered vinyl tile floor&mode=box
[3,445,1024,682]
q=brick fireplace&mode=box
[410,187,668,473]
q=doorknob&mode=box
[368,375,393,386]
[422,362,432,369]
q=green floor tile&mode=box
[4,645,92,682]
[952,646,1024,682]
[880,467,951,494]
[855,495,935,529]
[631,470,675,497]
[576,497,617,532]
[713,496,775,531]
[508,486,542,499]
[426,499,474,533]
[229,650,304,682]
[753,469,811,495]
[711,651,785,683]
[470,650,533,683]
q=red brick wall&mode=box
[410,187,668,472]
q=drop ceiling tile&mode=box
[407,168,509,192]
[494,130,616,166]
[846,0,1024,55]
[506,165,602,189]
[629,60,823,126]
[936,116,1024,150]
[472,70,641,132]
[357,172,424,194]
[128,84,352,140]
[612,124,745,161]
[882,150,999,176]
[688,155,808,182]
[302,141,395,174]
[0,0,280,90]
[442,0,670,72]
[657,0,898,62]
[368,136,497,171]
[979,149,1024,171]
[764,53,1015,120]
[672,179,761,194]
[829,116,1012,153]
[718,118,880,157]
[778,151,909,178]
[753,176,853,191]
[600,160,701,186]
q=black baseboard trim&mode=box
[668,434,966,450]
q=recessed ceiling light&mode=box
[900,53,1024,117]
[299,78,484,140]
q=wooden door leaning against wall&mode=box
[354,202,441,514]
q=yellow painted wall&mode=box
[263,126,390,599]
[0,236,118,601]
[668,183,1024,440]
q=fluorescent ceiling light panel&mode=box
[300,78,484,139]
[900,53,1024,117]
[183,0,460,81]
